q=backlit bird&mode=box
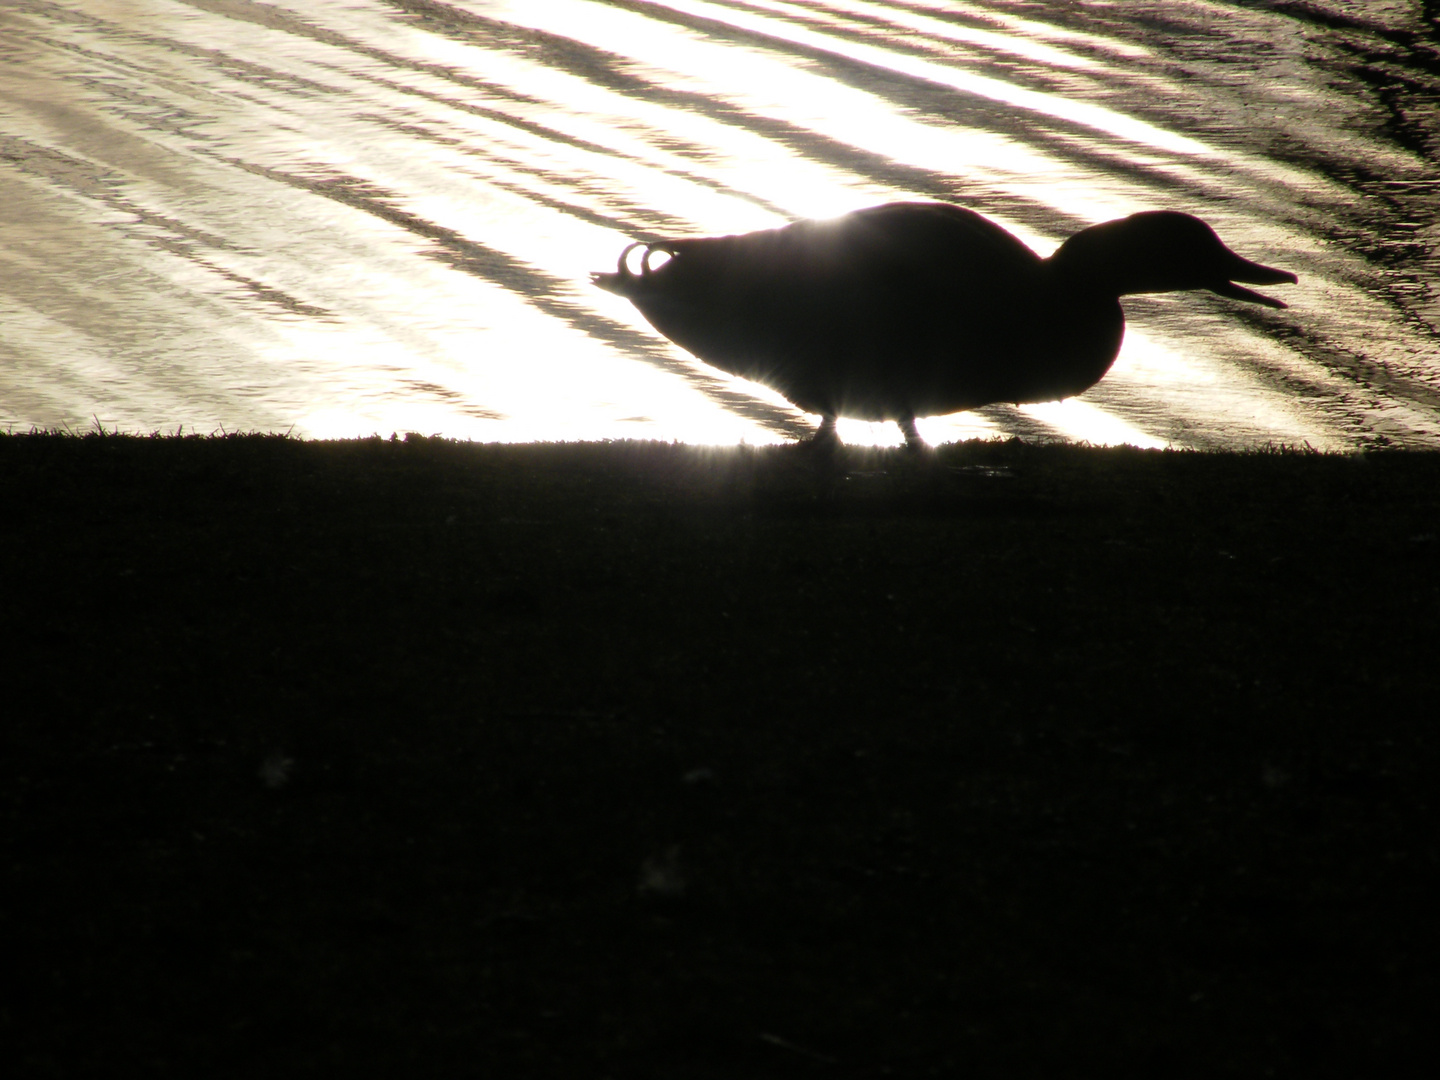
[593,202,1297,446]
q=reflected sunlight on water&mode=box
[1,0,1436,448]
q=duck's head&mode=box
[1049,211,1297,308]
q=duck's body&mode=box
[593,202,1295,444]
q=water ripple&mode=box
[1,0,1436,446]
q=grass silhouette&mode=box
[4,432,1437,1077]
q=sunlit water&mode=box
[2,0,1437,448]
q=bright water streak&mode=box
[1,0,1437,448]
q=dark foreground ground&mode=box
[3,433,1438,1078]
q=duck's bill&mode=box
[1209,280,1289,308]
[1210,257,1298,309]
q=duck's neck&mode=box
[1044,219,1150,300]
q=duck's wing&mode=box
[835,205,1076,410]
[841,202,1041,284]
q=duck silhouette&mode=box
[593,202,1297,446]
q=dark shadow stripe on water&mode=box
[400,380,505,422]
[0,133,335,322]
[341,65,798,224]
[11,0,341,100]
[973,404,1071,444]
[351,114,717,242]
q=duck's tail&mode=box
[591,241,676,297]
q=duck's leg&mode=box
[897,414,927,451]
[810,414,840,446]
